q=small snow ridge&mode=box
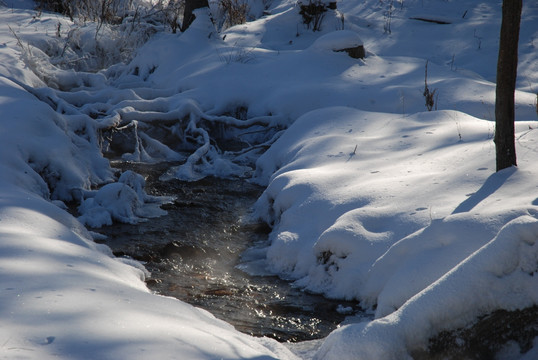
[309,30,363,52]
[78,170,173,228]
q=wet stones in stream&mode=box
[89,160,360,342]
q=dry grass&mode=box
[423,60,438,111]
[219,0,249,30]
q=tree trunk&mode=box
[494,0,522,172]
[182,0,209,32]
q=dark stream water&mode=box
[90,161,359,342]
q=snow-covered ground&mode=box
[1,0,538,358]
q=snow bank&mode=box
[0,75,112,201]
[252,106,498,291]
[0,185,296,359]
[252,106,538,357]
[316,215,538,359]
[0,8,297,359]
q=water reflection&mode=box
[91,161,360,342]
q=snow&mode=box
[78,170,173,227]
[0,6,297,360]
[309,30,363,51]
[316,216,538,359]
[1,0,538,358]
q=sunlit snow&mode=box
[1,0,538,359]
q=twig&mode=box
[423,60,437,111]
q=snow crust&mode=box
[1,0,538,359]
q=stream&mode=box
[90,160,361,342]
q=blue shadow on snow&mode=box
[452,166,517,214]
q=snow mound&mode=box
[78,170,173,227]
[316,216,538,359]
[309,30,363,51]
[253,104,538,357]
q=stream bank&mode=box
[90,160,361,342]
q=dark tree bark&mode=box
[494,0,522,172]
[182,0,209,32]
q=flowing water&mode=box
[90,160,361,342]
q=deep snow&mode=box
[1,0,538,359]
